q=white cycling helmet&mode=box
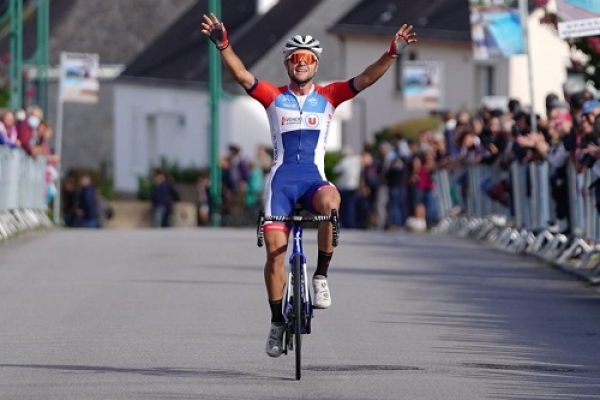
[282,35,323,60]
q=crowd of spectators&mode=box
[1,105,112,229]
[196,85,600,235]
[11,86,599,235]
[0,105,59,206]
[432,88,600,237]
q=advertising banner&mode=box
[469,0,524,60]
[557,0,600,38]
[59,52,99,103]
[402,61,443,111]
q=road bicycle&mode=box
[257,207,339,380]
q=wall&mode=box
[113,82,345,194]
[46,80,115,177]
[508,8,570,117]
[340,37,477,145]
[113,83,209,193]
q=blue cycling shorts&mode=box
[263,164,334,230]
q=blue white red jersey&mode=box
[246,78,359,219]
[247,78,359,174]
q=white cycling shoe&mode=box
[312,275,331,309]
[265,322,285,358]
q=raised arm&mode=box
[201,13,255,90]
[353,24,417,93]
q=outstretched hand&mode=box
[201,13,229,50]
[387,24,417,58]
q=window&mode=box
[477,65,495,97]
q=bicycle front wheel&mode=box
[293,253,302,380]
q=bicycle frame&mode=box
[256,208,339,380]
[286,224,311,335]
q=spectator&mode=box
[255,144,273,210]
[77,174,101,228]
[244,160,265,226]
[381,140,408,231]
[197,173,211,226]
[576,100,600,175]
[513,112,549,163]
[392,133,411,159]
[224,144,250,225]
[150,168,180,228]
[408,150,439,231]
[256,144,273,177]
[547,112,574,234]
[442,110,458,157]
[581,99,600,123]
[62,174,79,227]
[359,141,380,229]
[37,121,60,205]
[479,115,504,165]
[0,109,20,148]
[333,145,362,229]
[16,105,43,157]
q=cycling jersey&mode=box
[247,78,359,221]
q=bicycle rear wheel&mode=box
[293,253,302,380]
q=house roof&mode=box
[328,0,471,42]
[120,0,322,85]
[0,0,196,65]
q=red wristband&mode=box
[387,40,398,59]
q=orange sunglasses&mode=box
[287,53,317,65]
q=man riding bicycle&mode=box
[201,13,417,358]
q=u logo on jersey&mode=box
[305,114,319,128]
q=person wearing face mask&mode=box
[16,105,44,157]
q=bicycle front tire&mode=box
[293,253,302,380]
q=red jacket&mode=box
[16,120,36,155]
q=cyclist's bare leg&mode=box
[311,187,339,308]
[314,187,341,252]
[264,228,289,300]
[263,227,289,357]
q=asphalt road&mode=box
[0,227,599,399]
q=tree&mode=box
[534,0,600,89]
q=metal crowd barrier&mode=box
[434,160,600,285]
[0,146,53,240]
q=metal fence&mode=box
[433,160,600,284]
[0,147,53,240]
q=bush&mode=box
[385,116,440,140]
[324,151,341,183]
[154,157,205,183]
[137,175,153,201]
[137,157,206,200]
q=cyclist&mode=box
[201,12,417,358]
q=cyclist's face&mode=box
[286,50,318,86]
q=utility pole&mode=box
[36,0,50,111]
[6,0,23,110]
[208,0,222,227]
[518,0,537,132]
[3,0,49,114]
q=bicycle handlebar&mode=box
[256,209,340,248]
[261,215,333,223]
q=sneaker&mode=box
[265,322,285,358]
[312,275,331,309]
